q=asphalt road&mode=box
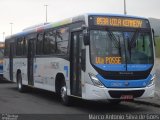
[0,80,160,115]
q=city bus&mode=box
[3,13,156,105]
[0,42,4,78]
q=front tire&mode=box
[60,85,70,106]
[17,73,25,92]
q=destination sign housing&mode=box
[89,16,150,28]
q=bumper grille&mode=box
[108,90,145,98]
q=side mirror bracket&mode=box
[152,29,156,46]
[83,29,90,45]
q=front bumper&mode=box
[84,83,155,100]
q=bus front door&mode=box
[70,31,82,97]
[9,43,14,81]
[28,39,35,86]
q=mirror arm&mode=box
[152,29,156,46]
[83,29,90,45]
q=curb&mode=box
[132,91,160,108]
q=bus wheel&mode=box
[60,85,70,106]
[17,73,25,92]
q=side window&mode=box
[12,42,16,57]
[44,30,56,55]
[16,38,24,56]
[36,33,44,55]
[4,41,9,57]
[56,28,69,54]
[23,38,27,56]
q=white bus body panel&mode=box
[13,58,28,83]
[33,57,70,93]
[3,57,72,95]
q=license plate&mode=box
[120,95,133,100]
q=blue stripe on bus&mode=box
[127,64,152,71]
[97,74,152,88]
[64,66,69,80]
[95,64,152,71]
[64,66,68,77]
[95,64,126,71]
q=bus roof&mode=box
[87,13,147,19]
[5,13,148,40]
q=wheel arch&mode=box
[55,73,66,95]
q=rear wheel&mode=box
[17,73,25,92]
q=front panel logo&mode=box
[124,81,129,86]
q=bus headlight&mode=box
[89,73,104,88]
[148,74,156,87]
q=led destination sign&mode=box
[92,16,149,28]
[96,57,122,64]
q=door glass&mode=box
[70,32,82,97]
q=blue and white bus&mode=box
[3,13,156,105]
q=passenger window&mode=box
[16,38,24,56]
[56,28,69,54]
[44,30,56,55]
[36,33,44,55]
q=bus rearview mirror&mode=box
[83,33,90,45]
[152,28,156,46]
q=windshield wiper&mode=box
[127,30,139,59]
[129,30,139,48]
[108,31,121,56]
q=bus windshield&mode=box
[90,29,154,65]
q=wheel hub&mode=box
[61,86,67,101]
